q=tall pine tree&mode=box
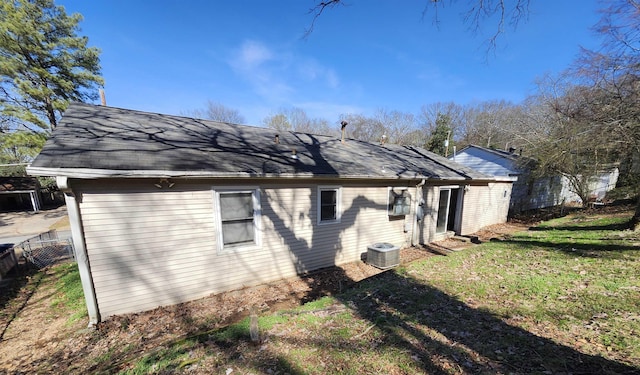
[0,0,103,133]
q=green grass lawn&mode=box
[26,209,640,374]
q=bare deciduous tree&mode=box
[525,83,615,206]
[182,101,246,124]
[340,109,420,145]
[308,0,531,52]
[263,107,338,136]
[567,0,639,221]
[339,113,384,143]
[418,102,465,142]
[374,109,419,145]
[456,100,524,151]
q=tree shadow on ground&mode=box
[26,247,640,374]
[529,221,633,232]
[0,267,43,341]
[332,271,639,374]
[179,266,639,374]
[499,238,639,257]
[498,218,640,258]
[83,265,639,374]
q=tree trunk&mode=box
[633,200,640,231]
[45,99,57,129]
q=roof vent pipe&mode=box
[340,120,348,143]
[380,134,387,145]
[99,89,106,106]
[275,134,280,144]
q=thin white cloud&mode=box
[236,40,274,69]
[297,59,340,89]
[325,70,339,89]
[228,40,292,99]
[228,40,342,105]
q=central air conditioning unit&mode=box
[366,243,400,269]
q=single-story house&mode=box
[0,177,42,212]
[450,145,619,212]
[28,103,513,325]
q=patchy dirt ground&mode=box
[0,221,556,374]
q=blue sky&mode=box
[59,0,603,125]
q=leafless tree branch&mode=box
[304,0,345,39]
[307,1,532,56]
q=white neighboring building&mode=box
[450,145,619,212]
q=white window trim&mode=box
[317,186,342,225]
[213,187,262,254]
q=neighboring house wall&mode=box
[74,179,415,318]
[453,147,619,212]
[512,175,577,211]
[512,169,619,211]
[591,168,620,200]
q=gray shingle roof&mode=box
[29,103,491,181]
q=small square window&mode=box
[318,186,341,224]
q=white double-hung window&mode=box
[215,188,261,252]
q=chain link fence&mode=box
[14,230,75,268]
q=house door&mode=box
[436,187,460,234]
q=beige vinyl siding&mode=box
[460,182,511,234]
[417,186,439,244]
[76,180,412,318]
[79,189,219,317]
[260,183,410,275]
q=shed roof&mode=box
[0,177,39,192]
[29,103,492,181]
